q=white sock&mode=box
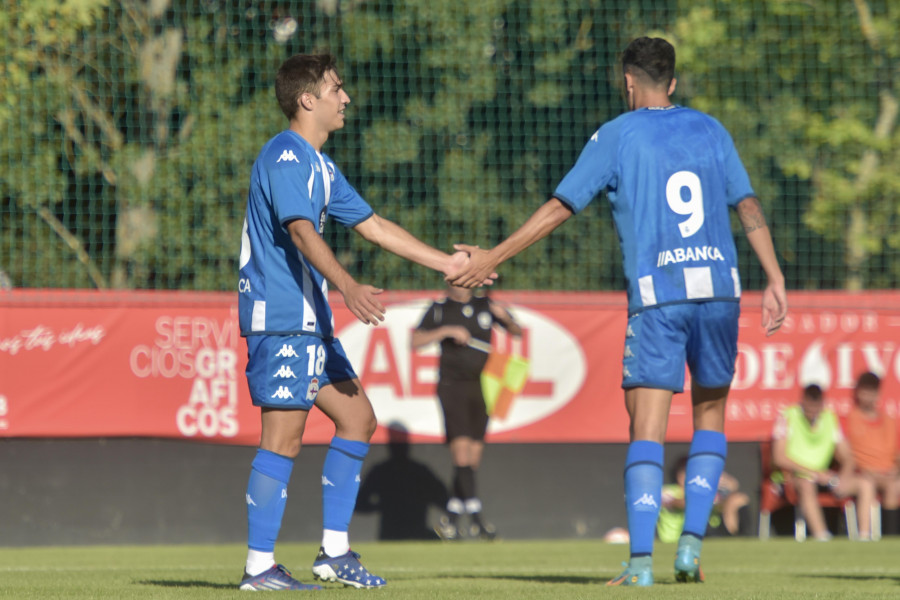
[322,529,350,558]
[245,549,276,576]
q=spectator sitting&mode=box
[845,371,900,538]
[657,456,750,543]
[771,384,860,541]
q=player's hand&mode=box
[761,280,787,336]
[446,244,498,288]
[342,282,386,326]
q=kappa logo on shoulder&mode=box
[276,149,300,163]
[275,344,298,358]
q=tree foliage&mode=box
[1,0,898,291]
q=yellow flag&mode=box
[481,352,530,419]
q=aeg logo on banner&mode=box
[129,316,240,439]
[337,300,587,437]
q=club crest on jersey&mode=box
[306,377,320,401]
[276,149,300,163]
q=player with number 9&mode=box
[449,36,787,586]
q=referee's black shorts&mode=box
[437,379,489,443]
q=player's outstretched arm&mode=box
[287,219,386,325]
[448,198,573,288]
[736,196,787,337]
[353,214,496,285]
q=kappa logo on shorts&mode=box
[306,377,320,401]
[273,365,297,378]
[275,344,298,358]
[623,366,632,378]
[271,386,294,400]
[624,345,634,358]
[626,324,635,338]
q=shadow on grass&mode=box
[806,574,900,585]
[436,573,683,586]
[137,579,235,590]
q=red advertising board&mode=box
[1,290,898,445]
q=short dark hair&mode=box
[275,53,339,120]
[622,37,675,87]
[855,371,881,391]
[803,384,824,401]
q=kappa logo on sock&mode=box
[687,475,714,491]
[632,493,658,509]
[322,476,335,487]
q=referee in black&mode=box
[412,285,522,540]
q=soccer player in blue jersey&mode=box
[236,53,491,591]
[449,37,788,586]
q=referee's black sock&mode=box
[454,465,477,501]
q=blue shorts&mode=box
[622,301,739,393]
[245,334,357,409]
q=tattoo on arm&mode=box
[737,197,767,233]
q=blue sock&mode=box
[246,449,294,552]
[682,430,727,539]
[322,437,370,532]
[624,440,664,558]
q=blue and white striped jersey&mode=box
[554,106,754,315]
[238,130,373,338]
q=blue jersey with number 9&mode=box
[553,106,754,315]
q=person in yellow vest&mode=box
[771,384,860,541]
[845,372,900,538]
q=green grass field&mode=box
[2,538,899,599]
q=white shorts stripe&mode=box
[731,267,742,297]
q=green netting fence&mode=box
[1,0,898,292]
